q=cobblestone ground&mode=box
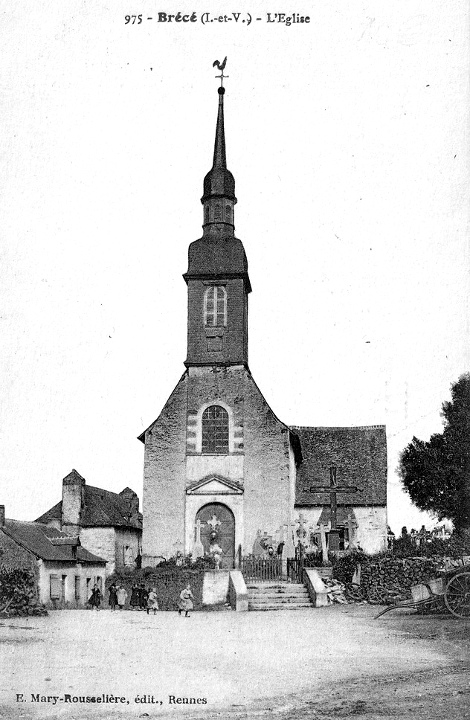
[0,605,469,720]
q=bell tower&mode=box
[184,79,251,368]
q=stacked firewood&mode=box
[0,567,48,617]
[357,557,441,605]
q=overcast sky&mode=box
[1,1,469,533]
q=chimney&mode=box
[61,470,85,535]
[119,488,140,524]
[0,505,5,527]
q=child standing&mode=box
[178,583,194,617]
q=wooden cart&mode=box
[374,564,470,619]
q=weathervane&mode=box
[213,57,228,87]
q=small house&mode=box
[0,505,106,608]
[35,469,142,575]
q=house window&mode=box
[50,574,61,600]
[74,576,81,602]
[202,405,229,454]
[204,286,227,327]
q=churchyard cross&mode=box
[318,522,328,564]
[296,512,308,545]
[193,518,204,559]
[303,466,361,553]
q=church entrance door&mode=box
[196,503,235,569]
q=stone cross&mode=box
[193,518,204,559]
[318,522,328,564]
[297,512,308,544]
[284,522,295,559]
[303,466,361,553]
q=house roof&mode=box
[2,521,106,564]
[35,484,142,530]
[291,425,387,506]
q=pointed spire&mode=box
[202,86,236,204]
[213,87,227,169]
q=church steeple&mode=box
[184,66,251,369]
[201,85,236,234]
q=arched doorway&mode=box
[196,503,235,569]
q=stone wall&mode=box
[354,507,387,554]
[243,373,292,550]
[291,506,387,555]
[142,375,188,563]
[39,561,106,608]
[142,365,293,562]
[114,527,141,571]
[80,526,115,574]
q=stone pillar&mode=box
[347,513,356,550]
[319,523,328,565]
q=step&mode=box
[248,593,310,602]
[249,594,310,600]
[246,584,306,592]
[247,587,309,596]
[247,587,307,596]
[249,603,313,611]
[246,581,314,611]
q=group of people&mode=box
[107,584,134,611]
[89,582,194,617]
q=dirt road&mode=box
[0,605,468,719]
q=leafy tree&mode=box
[398,373,470,532]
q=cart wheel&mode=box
[444,572,470,618]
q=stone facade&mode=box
[294,506,387,555]
[140,84,387,565]
[0,513,106,608]
[36,470,142,577]
[38,560,106,609]
[142,366,296,565]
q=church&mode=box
[139,79,387,568]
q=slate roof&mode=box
[2,521,106,564]
[35,481,142,530]
[291,425,387,506]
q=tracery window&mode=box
[202,405,229,454]
[204,286,227,327]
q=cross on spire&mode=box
[213,57,228,87]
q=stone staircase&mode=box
[246,581,313,611]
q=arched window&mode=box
[202,405,229,454]
[204,286,227,327]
